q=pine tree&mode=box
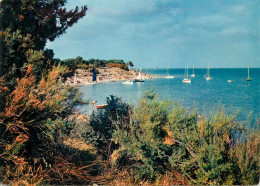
[0,0,87,78]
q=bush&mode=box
[92,91,260,185]
[0,65,94,184]
[73,95,132,160]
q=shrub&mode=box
[73,95,132,160]
[0,65,94,184]
[109,91,259,184]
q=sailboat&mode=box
[134,68,145,82]
[206,63,213,81]
[165,63,174,79]
[191,65,195,77]
[247,66,252,81]
[182,67,191,83]
[92,67,97,83]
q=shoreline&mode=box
[66,67,162,86]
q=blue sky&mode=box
[46,0,260,68]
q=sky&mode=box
[46,0,260,68]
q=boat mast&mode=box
[137,68,142,79]
[193,65,194,74]
[248,66,250,79]
[207,63,210,77]
[167,63,169,76]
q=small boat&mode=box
[247,66,252,81]
[182,67,191,83]
[122,80,133,85]
[96,104,108,109]
[134,79,145,82]
[228,80,232,83]
[206,63,213,81]
[191,65,195,77]
[165,63,174,79]
[165,75,174,79]
[182,79,191,83]
[134,68,145,82]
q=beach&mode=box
[66,67,159,85]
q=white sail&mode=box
[182,67,191,83]
[206,63,213,81]
[191,65,195,77]
[165,63,174,79]
[247,66,252,81]
[134,68,145,82]
[136,68,142,80]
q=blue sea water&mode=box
[79,68,260,123]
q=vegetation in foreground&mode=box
[1,84,259,185]
[73,91,259,185]
[0,0,259,185]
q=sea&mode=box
[79,68,260,124]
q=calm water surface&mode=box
[79,68,260,123]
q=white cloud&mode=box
[168,8,182,17]
[220,27,248,35]
[186,15,231,26]
[166,36,187,44]
[230,5,245,14]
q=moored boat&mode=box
[122,80,133,85]
[134,68,145,82]
[182,78,191,83]
[96,104,108,109]
[191,65,195,77]
[206,63,213,81]
[165,63,174,79]
[247,66,252,81]
[182,67,191,83]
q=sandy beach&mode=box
[66,67,160,85]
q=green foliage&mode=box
[61,57,130,73]
[0,0,258,184]
[0,65,91,184]
[0,0,87,82]
[73,95,132,159]
[79,90,259,185]
[0,0,87,50]
[0,0,99,184]
[0,29,32,78]
[127,61,134,67]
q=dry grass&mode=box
[63,137,95,152]
[155,171,189,185]
[103,168,189,185]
